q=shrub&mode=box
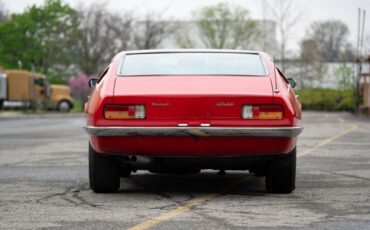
[295,88,354,112]
[69,74,91,103]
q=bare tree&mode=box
[298,39,327,88]
[174,21,195,48]
[73,4,133,75]
[265,0,301,71]
[306,20,351,62]
[175,3,258,49]
[132,12,170,50]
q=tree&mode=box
[72,4,133,75]
[132,13,169,50]
[298,39,327,88]
[69,74,91,108]
[306,20,350,62]
[265,0,302,71]
[176,3,258,49]
[174,21,195,48]
[0,0,8,22]
[335,62,355,91]
[0,0,79,79]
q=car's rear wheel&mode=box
[266,147,296,193]
[119,161,132,177]
[89,143,120,193]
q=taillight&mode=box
[242,105,283,119]
[104,105,145,119]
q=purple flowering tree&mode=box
[69,74,91,110]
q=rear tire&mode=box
[266,147,296,193]
[119,161,132,177]
[89,143,120,193]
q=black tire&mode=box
[89,143,120,193]
[266,147,296,193]
[0,100,3,110]
[119,162,132,177]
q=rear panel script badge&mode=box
[151,102,170,107]
[216,102,234,107]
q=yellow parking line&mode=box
[128,118,357,230]
[127,193,217,230]
[298,120,357,157]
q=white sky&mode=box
[2,0,370,52]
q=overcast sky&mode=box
[3,0,370,51]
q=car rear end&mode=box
[85,50,303,193]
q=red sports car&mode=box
[84,49,303,193]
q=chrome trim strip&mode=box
[84,126,303,137]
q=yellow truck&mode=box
[49,84,74,112]
[0,69,74,112]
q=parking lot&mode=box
[0,111,370,229]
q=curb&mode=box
[0,112,84,120]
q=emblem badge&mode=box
[151,102,170,107]
[216,102,234,107]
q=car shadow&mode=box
[118,171,268,196]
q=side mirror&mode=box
[88,78,98,88]
[287,78,296,88]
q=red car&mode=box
[84,49,303,193]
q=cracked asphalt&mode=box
[0,111,370,229]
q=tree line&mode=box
[0,0,357,85]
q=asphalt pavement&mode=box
[0,111,370,229]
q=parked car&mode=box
[84,49,303,193]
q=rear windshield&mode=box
[119,52,267,76]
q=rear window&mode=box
[119,52,267,76]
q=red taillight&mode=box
[104,105,145,119]
[243,105,283,119]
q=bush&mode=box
[69,74,91,102]
[295,88,355,112]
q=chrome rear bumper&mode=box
[84,126,303,137]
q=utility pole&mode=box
[261,0,267,51]
[355,8,366,114]
[355,9,361,113]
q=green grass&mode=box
[71,100,84,113]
